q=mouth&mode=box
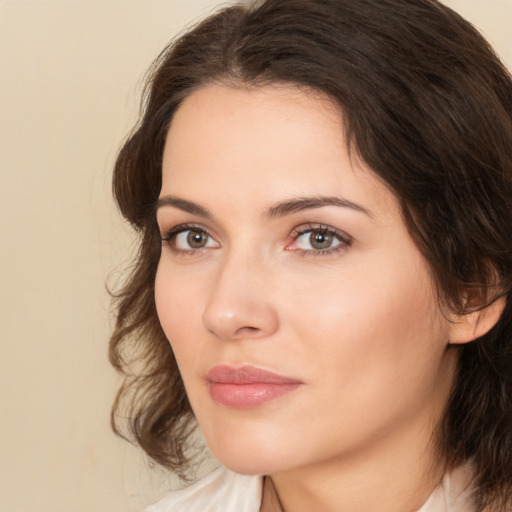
[205,365,303,409]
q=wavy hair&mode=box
[110,0,512,509]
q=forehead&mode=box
[164,83,345,166]
[161,84,396,220]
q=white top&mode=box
[144,464,475,512]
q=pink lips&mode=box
[206,365,302,408]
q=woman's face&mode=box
[155,84,457,476]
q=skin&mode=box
[155,84,474,511]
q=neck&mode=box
[261,406,448,512]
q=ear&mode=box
[449,297,506,344]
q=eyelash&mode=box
[288,224,352,256]
[161,223,212,256]
[160,223,352,256]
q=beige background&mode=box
[0,1,511,511]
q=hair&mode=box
[110,0,512,509]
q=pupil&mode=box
[311,231,332,249]
[188,230,206,248]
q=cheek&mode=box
[278,267,450,455]
[283,252,448,386]
[154,263,206,365]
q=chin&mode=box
[203,430,292,476]
[212,452,285,476]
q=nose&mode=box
[202,251,279,341]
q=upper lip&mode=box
[206,365,302,384]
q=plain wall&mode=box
[0,1,511,511]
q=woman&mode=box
[110,0,512,510]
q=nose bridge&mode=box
[202,242,278,340]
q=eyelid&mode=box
[159,221,351,256]
[160,222,203,242]
[160,222,220,252]
[286,223,352,253]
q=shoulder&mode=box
[417,464,477,512]
[143,466,263,512]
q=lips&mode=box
[206,365,303,408]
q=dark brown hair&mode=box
[110,0,512,509]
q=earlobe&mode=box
[449,297,506,344]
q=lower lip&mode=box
[208,382,301,408]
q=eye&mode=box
[288,225,351,254]
[162,224,219,253]
[297,230,336,250]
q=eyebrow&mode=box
[155,196,213,218]
[155,194,372,219]
[266,196,372,219]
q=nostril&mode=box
[235,326,262,338]
[202,292,279,341]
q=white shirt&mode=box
[144,463,475,512]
